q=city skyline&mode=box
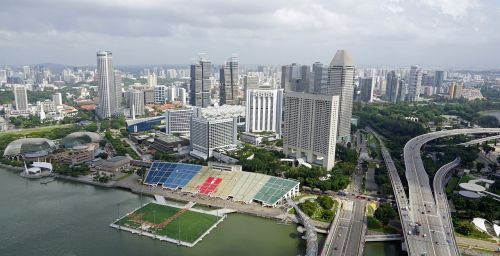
[0,0,499,68]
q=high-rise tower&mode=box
[407,65,422,102]
[327,50,355,143]
[14,85,28,111]
[190,56,212,107]
[96,51,119,119]
[220,55,239,105]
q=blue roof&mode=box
[143,161,203,189]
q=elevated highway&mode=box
[404,128,500,256]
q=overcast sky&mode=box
[0,0,499,68]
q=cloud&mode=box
[0,0,498,68]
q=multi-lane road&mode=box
[404,128,500,256]
[327,200,366,256]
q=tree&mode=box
[321,209,334,221]
[476,162,485,171]
[84,122,98,132]
[317,195,334,209]
[299,201,317,217]
[374,203,397,225]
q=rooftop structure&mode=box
[4,138,56,158]
[197,105,245,120]
[60,132,104,148]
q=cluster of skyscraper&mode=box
[95,49,356,170]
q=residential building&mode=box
[435,70,445,88]
[283,92,340,170]
[147,73,157,87]
[143,87,155,104]
[154,85,167,104]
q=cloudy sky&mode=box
[0,0,499,68]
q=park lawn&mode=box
[117,203,180,227]
[160,211,219,243]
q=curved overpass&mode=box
[404,128,500,256]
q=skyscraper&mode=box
[281,64,310,93]
[114,70,123,111]
[311,62,328,93]
[245,88,284,136]
[219,55,239,105]
[147,73,157,87]
[386,71,400,103]
[283,92,340,170]
[407,65,422,102]
[327,50,355,143]
[52,92,63,106]
[0,70,7,84]
[359,77,374,103]
[129,89,145,117]
[14,85,28,111]
[154,85,167,104]
[96,51,119,119]
[190,56,212,107]
[434,70,445,88]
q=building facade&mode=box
[359,77,374,103]
[164,107,194,134]
[245,88,283,136]
[283,92,340,170]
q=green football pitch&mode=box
[116,203,219,243]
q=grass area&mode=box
[455,232,496,243]
[459,175,475,184]
[298,197,338,222]
[164,211,218,242]
[116,203,219,243]
[367,216,399,234]
[446,176,459,195]
[292,193,316,202]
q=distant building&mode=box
[14,85,28,111]
[434,70,445,88]
[245,88,283,136]
[143,87,155,104]
[190,116,238,159]
[154,85,166,104]
[386,71,406,103]
[95,156,131,173]
[52,92,63,106]
[283,92,340,170]
[311,62,328,94]
[359,77,374,102]
[147,73,157,87]
[164,107,194,134]
[281,64,310,93]
[407,65,422,102]
[129,89,144,117]
[190,56,211,107]
[327,50,355,143]
[219,55,239,105]
[126,116,163,133]
[449,82,463,99]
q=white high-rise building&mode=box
[129,89,144,117]
[0,70,7,84]
[327,50,355,143]
[407,65,422,102]
[164,107,195,134]
[96,51,119,119]
[190,116,238,159]
[53,92,63,106]
[148,73,157,87]
[245,88,283,136]
[14,85,28,111]
[177,88,187,106]
[166,86,177,102]
[283,92,340,170]
[154,85,167,104]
